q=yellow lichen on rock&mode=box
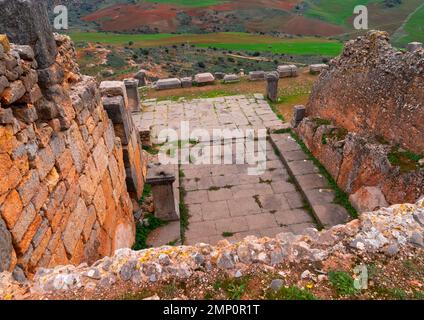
[0,34,10,52]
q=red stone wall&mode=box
[296,118,423,207]
[306,31,424,155]
[0,35,135,275]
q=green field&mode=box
[195,41,343,56]
[304,0,379,26]
[395,2,424,46]
[69,32,343,56]
[69,32,177,44]
[143,0,224,7]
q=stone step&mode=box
[146,221,181,247]
[269,133,352,228]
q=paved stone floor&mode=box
[138,95,317,245]
[134,94,286,142]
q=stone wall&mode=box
[296,118,423,208]
[306,31,424,155]
[1,198,423,298]
[0,32,135,276]
[100,81,148,200]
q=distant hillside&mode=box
[48,0,424,45]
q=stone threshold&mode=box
[269,132,351,228]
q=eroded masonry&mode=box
[0,1,423,298]
[0,1,147,276]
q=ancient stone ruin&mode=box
[0,1,141,276]
[296,31,423,210]
[0,2,423,301]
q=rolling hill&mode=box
[49,0,424,45]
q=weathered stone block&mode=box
[194,72,215,84]
[124,78,140,113]
[102,96,131,145]
[249,71,265,81]
[0,107,15,124]
[55,149,73,178]
[0,0,57,69]
[18,84,42,104]
[100,81,128,107]
[37,63,64,87]
[349,186,389,213]
[309,64,329,75]
[266,71,279,102]
[62,198,88,255]
[135,69,147,86]
[155,78,181,90]
[20,69,38,91]
[11,44,34,61]
[35,146,55,181]
[31,182,48,212]
[147,164,179,222]
[223,74,240,83]
[13,104,39,123]
[291,105,306,128]
[1,80,26,105]
[407,42,422,52]
[16,170,39,207]
[0,216,14,272]
[277,65,298,78]
[0,153,22,195]
[92,139,109,177]
[0,75,9,94]
[0,190,23,229]
[181,77,193,88]
[214,72,225,80]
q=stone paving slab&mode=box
[297,174,329,191]
[269,132,352,228]
[312,204,351,228]
[139,95,345,245]
[147,221,180,247]
[138,95,287,143]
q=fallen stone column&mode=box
[223,74,240,83]
[181,77,193,88]
[194,72,215,85]
[155,78,181,90]
[309,64,329,75]
[277,65,298,78]
[249,71,265,81]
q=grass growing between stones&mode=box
[209,277,251,300]
[179,168,190,243]
[133,214,167,251]
[133,184,167,250]
[265,286,318,300]
[287,130,358,218]
[222,232,235,238]
[154,89,243,102]
[387,146,423,173]
[121,288,155,300]
[328,270,358,297]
